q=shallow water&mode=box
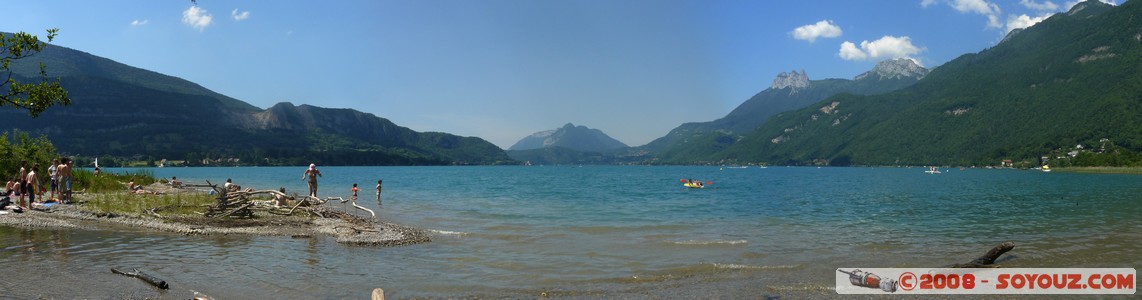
[2,166,1140,298]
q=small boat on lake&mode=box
[681,179,711,188]
[924,166,941,174]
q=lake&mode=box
[2,166,1140,298]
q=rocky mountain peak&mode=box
[854,58,929,81]
[771,69,810,92]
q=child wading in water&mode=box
[351,183,359,202]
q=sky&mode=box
[0,0,1122,149]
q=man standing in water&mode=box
[302,163,322,198]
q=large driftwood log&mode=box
[949,241,1015,268]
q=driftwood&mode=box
[949,241,1015,268]
[838,242,1018,293]
[190,180,348,219]
[111,267,169,289]
[140,181,378,236]
[328,196,376,218]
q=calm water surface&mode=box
[2,166,1140,298]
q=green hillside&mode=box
[719,0,1142,167]
[0,39,512,166]
[7,41,259,112]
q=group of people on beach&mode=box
[2,158,75,211]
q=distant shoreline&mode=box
[1053,167,1142,174]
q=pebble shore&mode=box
[0,193,430,247]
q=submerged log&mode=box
[111,267,170,289]
[949,241,1015,268]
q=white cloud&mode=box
[922,0,1003,28]
[949,0,1001,15]
[791,20,843,43]
[182,6,213,31]
[837,36,924,61]
[839,41,867,60]
[1020,0,1059,11]
[232,9,250,21]
[130,19,149,26]
[1006,14,1050,33]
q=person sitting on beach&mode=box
[5,176,15,196]
[127,179,145,192]
[274,187,289,207]
[170,176,182,188]
[223,178,252,193]
[15,175,23,196]
[224,178,238,192]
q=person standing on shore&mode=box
[302,163,322,198]
[17,160,27,209]
[48,159,59,201]
[60,158,73,203]
[26,164,39,205]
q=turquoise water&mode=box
[3,166,1141,298]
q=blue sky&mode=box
[0,0,1121,148]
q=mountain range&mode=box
[642,58,928,163]
[5,0,1138,167]
[1,38,511,166]
[713,0,1141,166]
[512,0,1141,167]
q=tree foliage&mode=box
[0,130,58,181]
[1,29,71,118]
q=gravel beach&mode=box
[0,187,432,299]
[0,191,430,247]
